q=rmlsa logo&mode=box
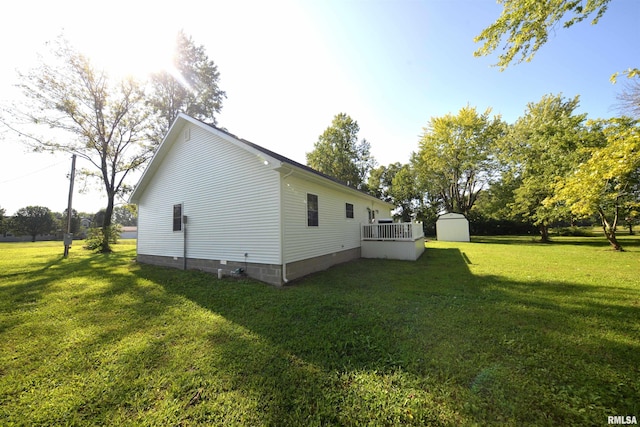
[608,415,638,425]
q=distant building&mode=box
[119,226,138,239]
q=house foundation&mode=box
[137,254,282,285]
[137,247,360,286]
[284,247,360,282]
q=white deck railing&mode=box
[361,222,424,241]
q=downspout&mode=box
[182,211,188,270]
[280,167,294,284]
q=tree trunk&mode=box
[101,194,115,253]
[603,226,624,251]
[599,208,624,252]
[539,224,550,242]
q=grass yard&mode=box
[0,237,638,426]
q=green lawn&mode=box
[0,237,638,426]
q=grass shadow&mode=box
[473,234,640,250]
[3,241,638,425]
[143,245,639,424]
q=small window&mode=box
[345,203,354,219]
[173,204,182,231]
[307,193,318,227]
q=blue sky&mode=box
[1,0,638,215]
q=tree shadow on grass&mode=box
[3,247,354,425]
[0,247,221,425]
[6,243,636,425]
[0,249,137,319]
[473,234,640,249]
[139,248,640,425]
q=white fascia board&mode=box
[274,163,395,210]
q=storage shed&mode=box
[436,213,470,242]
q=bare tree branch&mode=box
[615,78,640,119]
[2,37,153,252]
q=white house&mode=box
[130,114,411,285]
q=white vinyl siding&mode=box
[281,174,391,263]
[137,123,281,264]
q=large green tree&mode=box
[552,118,640,250]
[148,30,226,145]
[474,0,611,69]
[413,105,505,217]
[57,209,80,235]
[368,163,420,221]
[389,165,421,222]
[3,38,152,252]
[113,204,138,226]
[499,94,588,241]
[474,0,638,79]
[367,163,403,202]
[471,177,519,223]
[11,206,56,242]
[306,113,376,189]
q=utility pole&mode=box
[63,154,76,257]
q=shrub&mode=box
[553,226,595,237]
[468,217,537,236]
[83,225,122,250]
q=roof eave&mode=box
[130,113,394,211]
[274,163,395,209]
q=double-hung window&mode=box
[173,204,182,231]
[307,194,319,227]
[345,203,354,219]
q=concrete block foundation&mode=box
[137,247,361,286]
[285,247,360,282]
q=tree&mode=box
[367,163,420,221]
[389,165,420,222]
[0,206,6,236]
[413,105,505,217]
[306,113,376,189]
[11,206,56,242]
[468,177,542,236]
[148,30,226,145]
[93,209,108,228]
[474,0,639,80]
[56,209,80,235]
[499,94,588,241]
[552,118,640,251]
[471,177,519,222]
[367,162,403,202]
[474,0,611,70]
[4,38,152,252]
[615,78,640,119]
[113,204,137,226]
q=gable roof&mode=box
[130,113,394,209]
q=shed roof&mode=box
[437,213,468,220]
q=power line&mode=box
[0,160,67,185]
